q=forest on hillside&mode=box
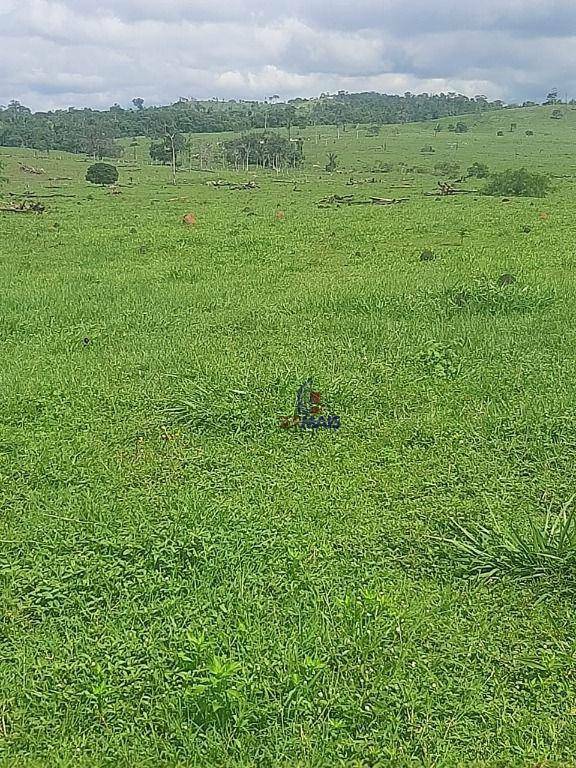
[0,91,510,156]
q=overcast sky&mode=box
[0,0,573,111]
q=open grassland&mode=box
[2,106,576,766]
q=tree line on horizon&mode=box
[0,91,509,157]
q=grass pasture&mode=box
[2,105,576,766]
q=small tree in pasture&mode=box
[484,168,550,198]
[86,163,119,186]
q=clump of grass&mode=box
[165,385,261,434]
[497,273,516,287]
[445,276,555,315]
[419,340,462,379]
[448,496,576,584]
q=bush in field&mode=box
[526,130,534,136]
[454,122,469,133]
[497,131,504,136]
[434,161,460,176]
[373,161,394,173]
[484,168,550,198]
[467,161,489,179]
[86,163,118,186]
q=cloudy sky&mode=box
[0,0,572,111]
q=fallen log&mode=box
[318,194,408,206]
[19,164,45,175]
[424,190,479,196]
[370,197,409,205]
[9,191,73,199]
[317,194,355,205]
[0,201,45,213]
[207,179,258,190]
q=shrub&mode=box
[483,167,550,198]
[526,130,534,136]
[467,161,489,179]
[325,152,338,172]
[454,122,469,133]
[497,131,504,137]
[86,163,119,186]
[434,161,460,176]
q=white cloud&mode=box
[0,0,574,109]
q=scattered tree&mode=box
[86,162,119,186]
[454,122,469,133]
[544,88,560,105]
[149,131,185,172]
[484,168,550,198]
[222,132,304,170]
[84,133,122,160]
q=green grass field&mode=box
[3,105,576,766]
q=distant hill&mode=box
[0,91,511,156]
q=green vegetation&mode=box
[149,133,185,165]
[222,132,304,170]
[434,160,460,176]
[85,162,119,186]
[0,92,505,154]
[467,161,490,178]
[484,167,550,197]
[449,496,576,587]
[2,103,576,766]
[325,152,338,172]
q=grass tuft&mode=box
[445,277,555,315]
[448,496,576,584]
